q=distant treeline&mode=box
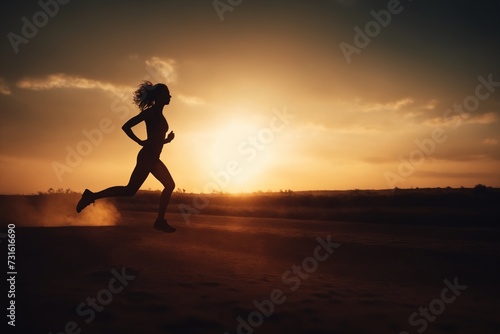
[106,186,500,227]
[3,186,498,227]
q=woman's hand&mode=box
[164,131,175,144]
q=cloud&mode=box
[359,97,414,112]
[304,97,424,134]
[15,67,203,107]
[483,138,498,145]
[177,94,205,106]
[422,99,439,110]
[468,112,498,125]
[417,170,496,179]
[14,57,203,107]
[16,73,131,100]
[361,156,395,164]
[0,77,11,95]
[14,56,178,96]
[424,111,498,127]
[144,57,177,84]
[423,115,449,127]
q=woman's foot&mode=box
[76,189,95,213]
[153,218,176,233]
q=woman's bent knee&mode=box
[165,181,175,193]
[124,185,139,196]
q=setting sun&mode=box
[196,112,287,193]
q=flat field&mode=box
[1,189,499,334]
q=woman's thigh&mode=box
[151,159,174,188]
[127,148,160,189]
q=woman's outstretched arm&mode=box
[122,112,147,145]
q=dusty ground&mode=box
[6,211,500,334]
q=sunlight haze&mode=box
[1,0,499,194]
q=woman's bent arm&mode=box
[122,113,146,145]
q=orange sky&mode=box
[1,0,499,194]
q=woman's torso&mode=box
[142,107,168,156]
[145,108,168,142]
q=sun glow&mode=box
[206,118,277,193]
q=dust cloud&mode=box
[0,194,120,227]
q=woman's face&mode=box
[158,86,171,105]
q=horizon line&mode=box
[1,184,498,196]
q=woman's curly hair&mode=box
[133,81,167,110]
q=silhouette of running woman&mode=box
[76,81,176,233]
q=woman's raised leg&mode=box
[76,151,152,212]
